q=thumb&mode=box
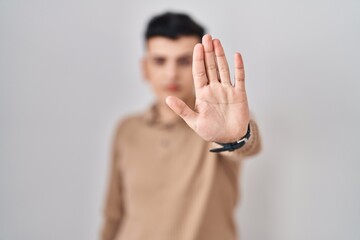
[165,96,197,129]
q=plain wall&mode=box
[1,0,359,239]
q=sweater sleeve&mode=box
[100,122,125,240]
[211,117,262,161]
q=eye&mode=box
[152,57,166,66]
[177,57,192,67]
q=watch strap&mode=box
[209,123,251,153]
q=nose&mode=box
[165,61,178,81]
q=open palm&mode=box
[166,34,250,143]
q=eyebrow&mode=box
[148,52,193,59]
[177,54,192,59]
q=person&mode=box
[100,11,262,240]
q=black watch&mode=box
[209,123,251,152]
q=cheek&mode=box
[182,70,195,88]
[146,69,163,87]
[179,79,195,98]
[180,66,192,79]
[149,81,163,93]
[147,67,162,79]
[184,78,194,89]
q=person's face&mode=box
[142,36,200,105]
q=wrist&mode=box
[225,125,249,143]
[210,123,251,152]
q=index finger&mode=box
[192,43,208,89]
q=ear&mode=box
[141,57,149,82]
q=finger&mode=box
[165,96,197,129]
[202,34,219,84]
[213,39,231,86]
[192,43,208,89]
[234,52,246,91]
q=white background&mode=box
[1,0,359,239]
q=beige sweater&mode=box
[100,105,262,240]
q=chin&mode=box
[158,91,194,104]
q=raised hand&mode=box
[166,34,250,143]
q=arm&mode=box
[211,117,262,161]
[100,123,124,240]
[234,118,262,157]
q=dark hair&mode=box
[144,11,206,41]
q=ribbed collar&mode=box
[142,103,187,129]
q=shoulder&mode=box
[113,113,143,135]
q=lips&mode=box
[165,83,180,92]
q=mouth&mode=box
[165,83,180,92]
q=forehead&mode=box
[146,36,200,57]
